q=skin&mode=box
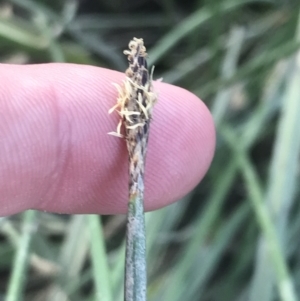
[0,63,215,216]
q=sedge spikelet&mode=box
[109,38,157,301]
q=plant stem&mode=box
[125,183,147,301]
[109,38,157,301]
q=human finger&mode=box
[0,63,215,215]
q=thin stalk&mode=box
[109,38,157,301]
[125,188,147,301]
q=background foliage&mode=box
[1,0,300,300]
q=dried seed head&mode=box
[108,38,157,138]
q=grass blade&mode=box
[5,210,37,301]
[250,11,300,301]
[149,0,258,65]
[87,215,113,301]
[222,127,297,301]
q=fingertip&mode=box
[143,82,215,211]
[0,63,215,215]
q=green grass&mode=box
[1,0,300,300]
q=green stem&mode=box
[125,175,147,301]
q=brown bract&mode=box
[108,38,157,139]
[108,37,158,197]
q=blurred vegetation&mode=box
[0,0,300,300]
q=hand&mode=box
[0,63,215,216]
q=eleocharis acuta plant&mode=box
[108,38,157,301]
